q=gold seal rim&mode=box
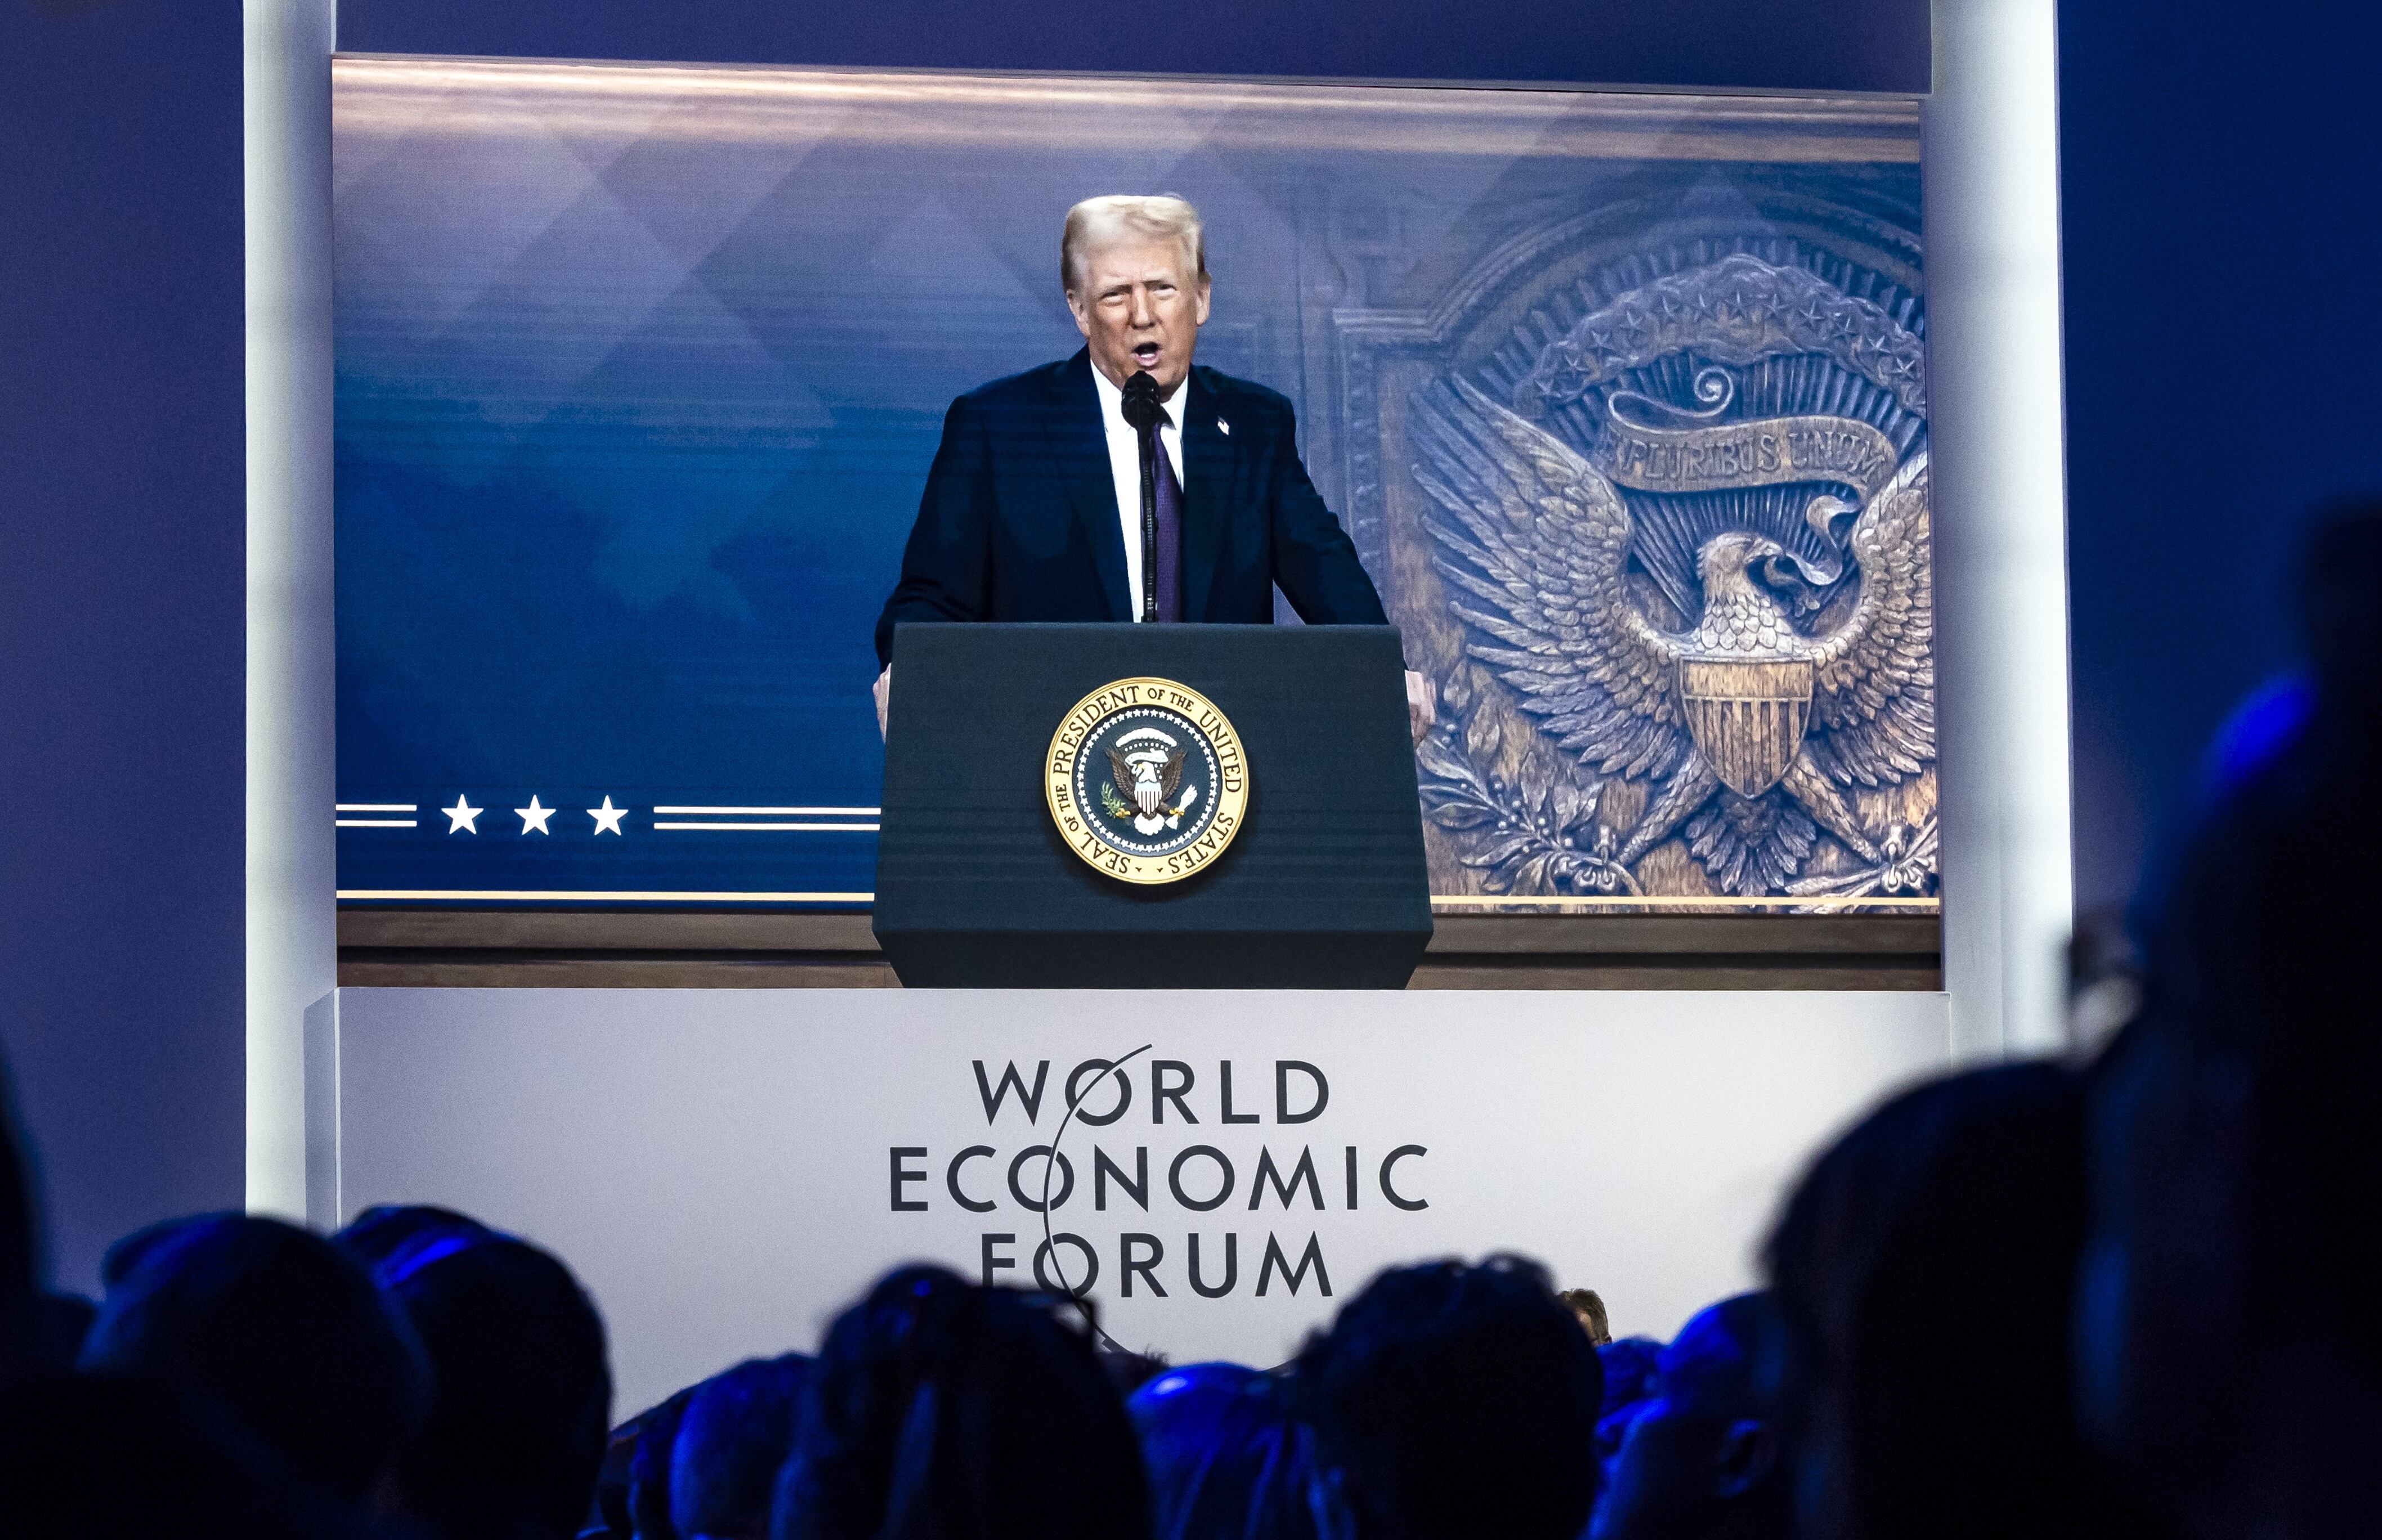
[1044,675,1250,886]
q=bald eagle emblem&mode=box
[1408,253,1937,900]
[1104,733,1197,835]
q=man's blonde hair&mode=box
[1061,194,1207,296]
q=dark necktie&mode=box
[1140,411,1182,623]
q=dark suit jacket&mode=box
[874,348,1389,665]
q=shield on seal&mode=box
[1677,657,1815,799]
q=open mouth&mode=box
[1131,342,1162,369]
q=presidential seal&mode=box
[1046,677,1248,885]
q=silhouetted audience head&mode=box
[2077,541,2382,1539]
[339,1202,492,1268]
[772,1264,1148,1540]
[98,1211,216,1290]
[672,1355,809,1540]
[1766,1063,2155,1540]
[1296,1255,1602,1540]
[2191,498,2382,804]
[1129,1362,1318,1540]
[339,1210,613,1540]
[78,1212,429,1503]
[1590,1294,1783,1540]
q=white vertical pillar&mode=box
[1922,0,2074,1059]
[244,0,338,1217]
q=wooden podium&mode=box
[874,623,1430,987]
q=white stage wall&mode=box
[332,988,1949,1414]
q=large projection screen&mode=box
[332,59,1931,917]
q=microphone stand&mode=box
[1121,370,1163,623]
[1137,437,1158,623]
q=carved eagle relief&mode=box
[1411,375,1935,899]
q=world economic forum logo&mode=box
[1045,678,1248,885]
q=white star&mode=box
[516,796,555,835]
[588,796,626,836]
[442,796,481,834]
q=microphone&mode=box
[1121,370,1162,621]
[1120,369,1163,429]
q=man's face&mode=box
[1067,236,1210,393]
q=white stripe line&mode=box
[650,805,881,815]
[337,890,874,902]
[335,803,418,812]
[335,818,418,828]
[651,821,880,832]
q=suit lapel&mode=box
[1181,370,1237,622]
[1047,349,1131,622]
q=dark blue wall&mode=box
[0,1,249,1292]
[2058,2,2382,913]
[336,0,1929,95]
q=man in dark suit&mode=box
[872,194,1432,742]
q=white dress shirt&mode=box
[1090,365,1187,619]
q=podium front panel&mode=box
[875,623,1430,987]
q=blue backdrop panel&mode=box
[333,60,1922,906]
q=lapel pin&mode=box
[1216,417,1230,436]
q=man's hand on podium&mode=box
[874,666,891,741]
[1404,669,1436,747]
